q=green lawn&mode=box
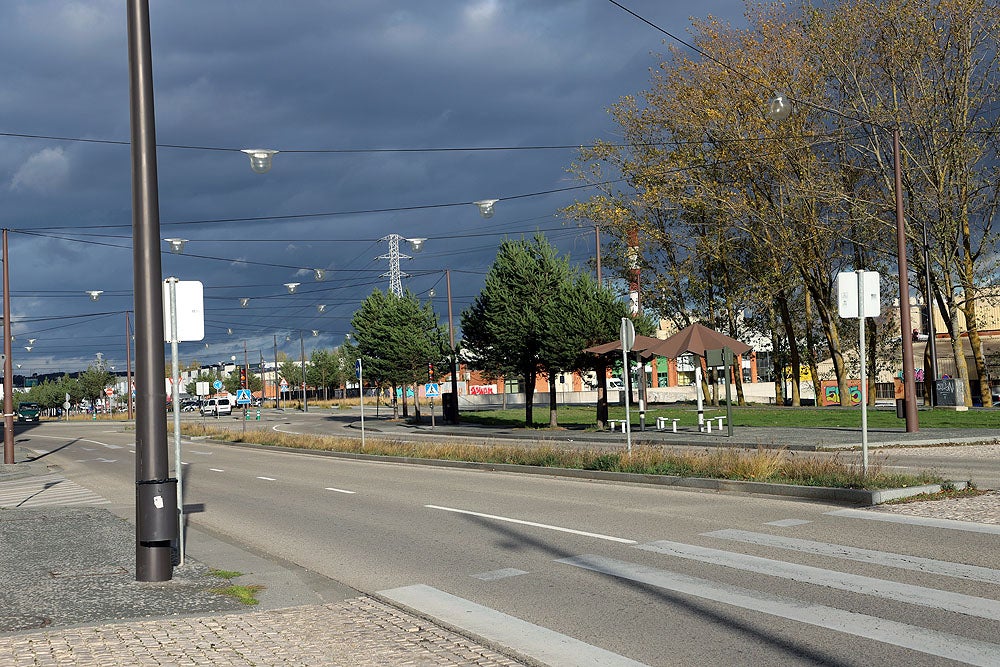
[460,403,1000,430]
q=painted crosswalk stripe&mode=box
[637,539,1000,620]
[325,487,356,494]
[704,529,1000,585]
[257,476,275,481]
[558,554,1000,666]
[0,474,109,508]
[828,508,1000,535]
[379,584,647,667]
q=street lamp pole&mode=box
[2,229,13,464]
[127,0,175,582]
[300,330,307,412]
[894,129,919,431]
[446,269,459,424]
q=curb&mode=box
[211,439,958,506]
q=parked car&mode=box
[16,402,41,422]
[607,378,625,391]
[200,397,232,416]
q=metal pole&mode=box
[446,269,459,424]
[2,230,13,464]
[127,0,174,581]
[595,224,602,286]
[858,270,869,474]
[894,128,919,431]
[273,334,279,409]
[358,358,365,450]
[300,330,307,412]
[622,345,632,454]
[126,310,133,421]
[167,278,184,565]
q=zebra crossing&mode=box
[386,514,1000,666]
[0,472,110,508]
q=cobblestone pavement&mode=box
[0,598,524,666]
[866,489,1000,524]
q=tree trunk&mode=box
[595,361,608,428]
[770,309,785,406]
[391,383,399,419]
[804,290,820,406]
[524,371,535,427]
[548,379,558,428]
[776,291,802,406]
[413,384,421,422]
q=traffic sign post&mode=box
[425,382,440,428]
[356,359,365,450]
[619,317,634,453]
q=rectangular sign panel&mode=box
[163,279,205,342]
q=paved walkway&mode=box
[0,446,526,666]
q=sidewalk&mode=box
[0,447,525,666]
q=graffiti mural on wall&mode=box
[820,380,862,406]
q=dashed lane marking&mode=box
[425,505,636,544]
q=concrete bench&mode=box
[608,419,626,432]
[655,416,679,433]
[704,416,726,432]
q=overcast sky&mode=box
[0,0,749,375]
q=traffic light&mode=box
[428,362,434,380]
[240,366,247,388]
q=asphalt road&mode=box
[16,421,1000,666]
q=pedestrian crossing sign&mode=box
[235,388,252,405]
[425,383,440,398]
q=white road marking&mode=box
[705,529,1000,585]
[257,476,276,481]
[0,473,110,508]
[190,450,213,455]
[766,519,810,527]
[324,487,356,494]
[25,433,132,451]
[828,508,1000,535]
[558,554,1000,666]
[471,568,528,581]
[379,584,647,667]
[637,539,1000,620]
[425,505,636,544]
[209,468,225,473]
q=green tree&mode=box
[462,234,610,427]
[307,348,344,400]
[78,360,114,407]
[351,289,445,420]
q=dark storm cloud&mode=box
[0,0,748,372]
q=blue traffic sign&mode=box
[235,388,252,405]
[424,382,440,398]
[213,380,223,391]
[355,358,362,380]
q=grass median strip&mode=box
[180,424,945,491]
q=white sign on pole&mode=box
[163,279,205,342]
[196,381,209,397]
[620,317,635,352]
[837,271,881,319]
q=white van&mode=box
[607,378,625,391]
[200,397,232,416]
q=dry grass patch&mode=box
[180,424,943,490]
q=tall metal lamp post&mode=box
[127,0,176,582]
[767,94,918,431]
